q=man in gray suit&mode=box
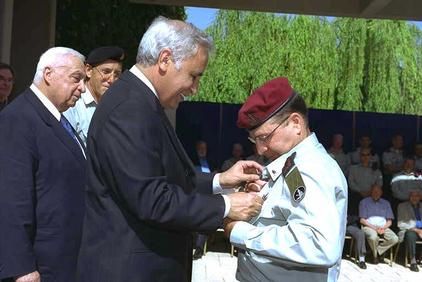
[397,191,422,272]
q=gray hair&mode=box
[33,47,85,84]
[136,16,214,69]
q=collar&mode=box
[81,86,97,106]
[130,65,158,99]
[30,84,61,121]
[264,132,318,182]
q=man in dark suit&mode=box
[77,16,264,282]
[0,47,86,282]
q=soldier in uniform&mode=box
[224,77,348,282]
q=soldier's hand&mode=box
[223,218,238,238]
[219,160,263,188]
[227,192,263,221]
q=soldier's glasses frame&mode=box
[248,114,290,145]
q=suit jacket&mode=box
[397,201,422,241]
[77,70,225,282]
[0,89,86,281]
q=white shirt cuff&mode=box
[213,173,231,217]
[212,173,223,194]
[230,221,254,248]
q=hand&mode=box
[377,228,385,235]
[245,179,267,193]
[15,271,40,282]
[416,229,422,239]
[219,160,263,188]
[227,192,263,221]
[223,218,238,238]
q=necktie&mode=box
[60,115,78,143]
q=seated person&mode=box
[328,133,350,176]
[359,184,398,264]
[382,134,405,176]
[221,143,244,171]
[348,148,383,207]
[397,191,422,272]
[391,157,422,201]
[346,215,367,269]
[349,134,380,167]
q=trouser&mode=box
[404,230,421,259]
[346,225,366,257]
[362,226,398,257]
[194,233,208,250]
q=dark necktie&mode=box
[60,115,78,144]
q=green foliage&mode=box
[194,11,422,115]
[55,0,185,67]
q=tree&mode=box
[55,0,185,66]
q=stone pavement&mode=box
[192,251,422,282]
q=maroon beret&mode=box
[237,77,295,130]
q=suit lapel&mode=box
[24,90,86,164]
[124,72,195,173]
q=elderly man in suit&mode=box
[0,47,86,282]
[77,16,263,282]
[397,191,422,272]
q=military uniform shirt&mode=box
[348,164,383,194]
[230,133,348,282]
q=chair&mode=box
[344,235,356,260]
[404,240,422,266]
[203,228,235,257]
[378,237,395,266]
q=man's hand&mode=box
[15,271,40,282]
[415,228,422,239]
[219,160,263,188]
[245,179,267,193]
[223,218,238,238]
[377,227,385,235]
[227,192,263,221]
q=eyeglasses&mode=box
[248,115,290,145]
[360,153,371,156]
[94,67,121,80]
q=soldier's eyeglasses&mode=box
[248,115,290,145]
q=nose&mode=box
[256,143,267,155]
[79,80,86,93]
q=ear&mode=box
[85,64,94,79]
[289,113,302,133]
[43,66,54,85]
[158,49,172,73]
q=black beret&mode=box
[85,46,125,66]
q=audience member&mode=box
[221,142,244,171]
[346,215,367,269]
[349,134,380,167]
[76,16,264,282]
[0,47,86,281]
[359,184,398,264]
[414,143,422,172]
[328,133,351,175]
[0,62,14,111]
[348,148,383,212]
[225,77,348,281]
[391,157,422,201]
[397,191,422,272]
[382,134,405,176]
[64,46,125,145]
[246,143,267,165]
[191,140,214,260]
